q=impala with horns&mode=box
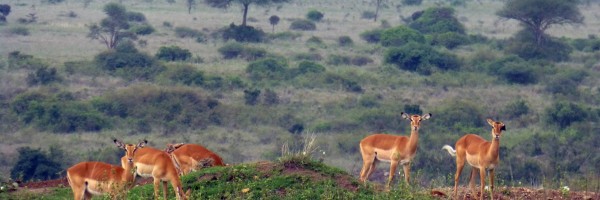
[442,118,506,200]
[358,112,431,190]
[122,142,188,200]
[165,143,225,175]
[66,139,145,200]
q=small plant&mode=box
[338,36,353,46]
[360,29,383,43]
[155,46,192,61]
[361,11,376,20]
[306,10,324,22]
[290,19,316,31]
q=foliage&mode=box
[487,56,539,84]
[244,89,261,105]
[384,42,460,75]
[290,19,316,31]
[293,52,322,61]
[380,26,425,47]
[218,42,267,61]
[160,64,205,86]
[306,10,324,22]
[402,0,422,6]
[497,0,583,45]
[430,99,485,134]
[269,31,302,40]
[204,0,292,26]
[545,102,588,129]
[26,67,62,86]
[359,29,383,43]
[221,23,266,42]
[94,41,162,80]
[246,58,289,81]
[174,26,204,38]
[361,11,376,20]
[156,46,192,61]
[337,36,353,46]
[130,24,155,35]
[296,61,325,75]
[350,55,373,66]
[545,69,588,96]
[10,147,63,182]
[269,15,280,32]
[326,54,351,66]
[409,7,465,34]
[503,99,529,119]
[429,32,470,49]
[0,4,10,23]
[505,30,573,61]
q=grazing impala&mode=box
[165,143,225,175]
[122,142,188,200]
[359,112,432,190]
[442,119,506,200]
[67,139,145,200]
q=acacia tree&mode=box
[269,15,279,33]
[205,0,291,26]
[87,3,142,49]
[497,0,583,45]
[187,0,196,14]
[373,0,385,22]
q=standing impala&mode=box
[442,119,506,200]
[122,142,188,200]
[359,112,431,190]
[67,139,145,200]
[165,143,225,175]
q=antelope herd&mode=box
[66,112,505,200]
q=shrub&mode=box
[545,69,588,95]
[246,58,289,81]
[293,52,322,61]
[130,24,155,35]
[384,42,459,74]
[218,42,245,59]
[162,64,204,86]
[361,11,376,20]
[380,26,425,47]
[290,19,316,31]
[326,54,352,66]
[504,99,529,118]
[10,147,63,182]
[409,7,465,34]
[545,102,588,129]
[9,26,30,36]
[432,99,485,134]
[263,89,279,105]
[26,66,62,86]
[174,26,203,38]
[430,32,470,49]
[240,46,267,61]
[244,89,261,105]
[297,61,325,74]
[306,36,323,45]
[269,31,302,40]
[402,0,422,6]
[0,4,10,17]
[360,29,383,43]
[487,56,538,84]
[338,36,353,46]
[127,11,146,22]
[350,55,374,66]
[156,46,192,61]
[306,10,324,21]
[222,24,265,43]
[505,30,572,62]
[94,41,162,80]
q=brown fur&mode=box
[358,112,431,190]
[165,143,225,175]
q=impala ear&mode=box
[137,140,148,148]
[422,113,432,120]
[486,118,495,126]
[401,112,410,120]
[501,125,506,131]
[173,143,185,149]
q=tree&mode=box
[0,4,11,23]
[204,0,292,26]
[269,15,279,33]
[373,0,385,22]
[497,0,583,45]
[10,147,63,181]
[187,0,196,14]
[87,3,151,49]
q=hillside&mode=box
[1,0,600,196]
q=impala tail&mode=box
[442,145,456,157]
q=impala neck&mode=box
[123,161,136,182]
[406,126,419,152]
[488,132,500,158]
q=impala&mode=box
[165,143,225,175]
[442,119,506,200]
[66,139,145,200]
[122,142,188,200]
[358,112,431,190]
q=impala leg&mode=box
[386,161,399,191]
[153,178,161,200]
[365,160,378,180]
[454,158,465,199]
[359,154,375,183]
[469,167,478,195]
[402,163,411,184]
[489,169,495,200]
[162,181,169,200]
[479,168,486,200]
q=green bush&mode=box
[293,52,322,61]
[326,54,352,66]
[26,66,62,86]
[222,24,265,43]
[545,102,588,129]
[503,99,529,119]
[409,7,465,34]
[95,42,162,80]
[10,147,63,182]
[430,32,470,49]
[174,26,204,38]
[162,64,205,86]
[156,46,192,61]
[126,11,146,22]
[244,89,261,105]
[297,61,325,74]
[360,29,383,43]
[402,0,422,5]
[545,69,588,95]
[486,56,538,84]
[361,11,376,20]
[505,30,572,62]
[240,46,267,61]
[290,19,316,31]
[384,42,459,74]
[431,99,485,134]
[570,38,600,52]
[306,36,323,45]
[338,36,353,46]
[246,58,289,81]
[218,42,245,59]
[306,10,324,21]
[130,24,155,35]
[380,26,425,47]
[269,31,302,40]
[351,55,374,66]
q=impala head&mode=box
[401,112,432,131]
[487,119,506,140]
[114,139,147,163]
[165,143,186,154]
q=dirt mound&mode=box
[19,178,69,189]
[432,187,600,200]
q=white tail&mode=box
[442,145,457,157]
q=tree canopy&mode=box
[497,0,583,45]
[204,0,291,26]
[87,3,152,49]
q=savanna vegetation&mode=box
[1,0,600,198]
